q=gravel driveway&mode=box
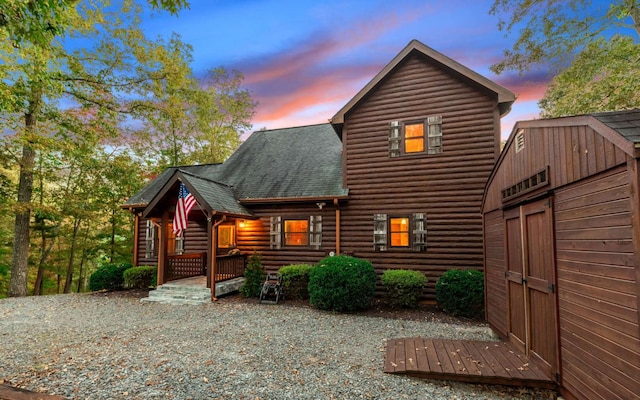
[0,294,557,399]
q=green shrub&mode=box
[240,253,264,298]
[435,269,484,318]
[381,269,427,308]
[278,264,314,300]
[308,255,377,312]
[123,266,157,289]
[89,262,133,291]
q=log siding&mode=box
[236,202,337,273]
[340,53,501,299]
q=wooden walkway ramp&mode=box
[384,337,556,389]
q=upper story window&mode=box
[389,116,442,157]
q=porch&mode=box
[384,337,556,389]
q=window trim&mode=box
[283,218,310,247]
[217,224,236,249]
[389,216,411,248]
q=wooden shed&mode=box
[482,109,640,400]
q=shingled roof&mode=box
[124,123,347,213]
[592,108,640,144]
[217,123,347,200]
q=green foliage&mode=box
[435,269,485,319]
[308,255,377,312]
[89,262,132,291]
[123,266,157,289]
[278,264,314,300]
[240,253,264,298]
[489,0,640,74]
[539,36,640,117]
[381,269,427,308]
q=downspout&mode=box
[334,198,341,255]
[210,214,227,301]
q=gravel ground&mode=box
[0,294,558,400]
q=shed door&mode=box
[505,198,558,379]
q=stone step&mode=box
[140,277,245,305]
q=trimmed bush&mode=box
[89,262,133,291]
[381,269,427,308]
[240,253,264,298]
[123,266,157,289]
[435,269,484,318]
[278,264,314,300]
[308,255,376,312]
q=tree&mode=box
[135,66,256,170]
[539,35,640,117]
[1,0,196,296]
[0,0,190,47]
[489,0,640,74]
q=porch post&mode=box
[132,213,139,266]
[334,198,341,254]
[206,215,212,289]
[158,211,168,285]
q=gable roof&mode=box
[141,169,253,218]
[217,123,347,200]
[123,164,222,208]
[124,123,347,212]
[330,39,517,133]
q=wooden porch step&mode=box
[384,337,556,390]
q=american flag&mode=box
[173,182,197,237]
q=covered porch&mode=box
[140,170,255,301]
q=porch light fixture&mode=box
[239,219,246,228]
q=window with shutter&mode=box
[145,219,157,258]
[412,213,427,251]
[309,215,322,250]
[389,121,401,157]
[270,216,282,249]
[373,214,388,251]
[389,116,443,156]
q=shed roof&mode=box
[592,108,640,144]
[329,39,516,132]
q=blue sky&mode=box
[136,0,583,139]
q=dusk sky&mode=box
[136,0,604,139]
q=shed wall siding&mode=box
[236,203,336,272]
[484,125,629,213]
[340,53,500,299]
[554,166,640,400]
[483,209,507,336]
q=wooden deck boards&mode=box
[384,338,556,389]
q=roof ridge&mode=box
[178,169,233,189]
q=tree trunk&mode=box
[9,110,38,297]
[64,217,81,293]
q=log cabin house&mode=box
[122,39,516,300]
[482,109,640,400]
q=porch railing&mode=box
[167,252,206,281]
[166,252,245,283]
[215,253,246,282]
